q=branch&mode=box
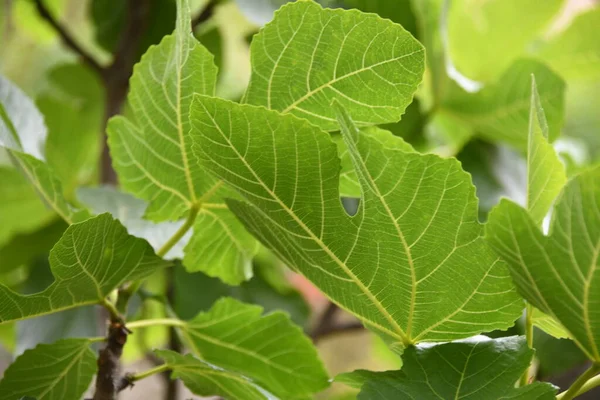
[310,302,364,342]
[32,0,104,76]
[92,319,132,400]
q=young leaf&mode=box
[0,339,96,400]
[444,59,565,150]
[156,350,273,400]
[243,1,425,130]
[532,309,571,340]
[181,297,329,398]
[0,213,168,324]
[486,166,600,361]
[107,0,218,221]
[190,95,522,347]
[341,336,557,399]
[526,76,566,225]
[0,75,89,224]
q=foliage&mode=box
[0,0,599,399]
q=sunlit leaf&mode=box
[0,213,168,324]
[447,0,563,82]
[244,1,424,130]
[190,94,522,348]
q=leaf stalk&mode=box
[556,363,600,400]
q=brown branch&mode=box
[310,302,364,342]
[32,0,104,76]
[93,318,132,400]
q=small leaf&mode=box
[156,350,273,400]
[346,336,557,399]
[0,213,168,324]
[526,76,566,225]
[182,297,329,398]
[190,95,522,347]
[444,59,565,150]
[486,166,600,361]
[244,1,425,130]
[0,339,96,400]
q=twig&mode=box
[557,363,600,400]
[32,0,104,76]
[310,302,364,342]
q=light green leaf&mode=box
[0,166,55,246]
[190,95,522,347]
[444,59,565,150]
[346,336,557,399]
[536,9,600,160]
[0,213,168,324]
[181,297,328,398]
[243,1,425,131]
[107,0,219,221]
[486,166,600,361]
[0,74,89,224]
[184,206,260,284]
[78,186,259,284]
[526,76,567,225]
[532,308,571,340]
[447,0,563,82]
[536,9,600,81]
[156,350,274,400]
[0,339,96,400]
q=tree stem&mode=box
[557,363,600,400]
[520,304,534,386]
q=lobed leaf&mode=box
[107,0,258,284]
[0,339,96,400]
[0,213,168,324]
[181,297,328,398]
[341,336,557,399]
[243,1,424,130]
[107,0,219,221]
[486,166,600,361]
[190,94,522,347]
